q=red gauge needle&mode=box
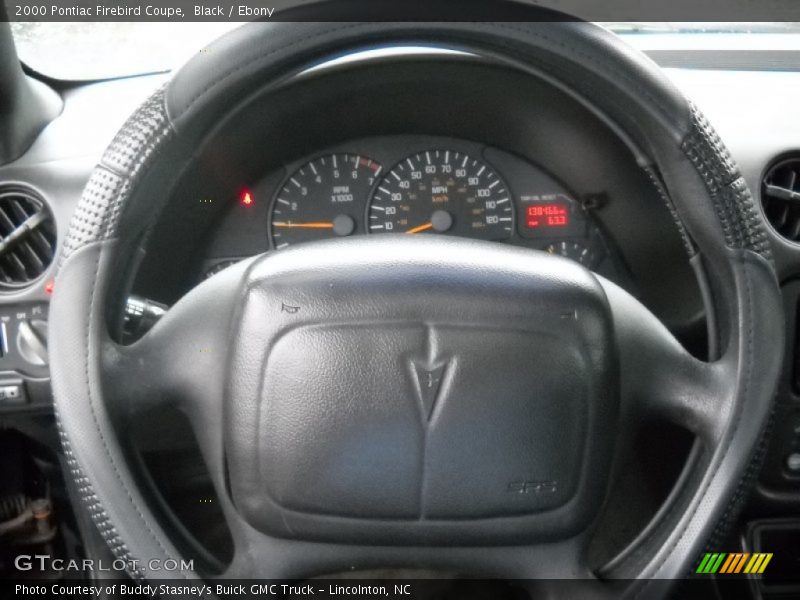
[406,222,433,234]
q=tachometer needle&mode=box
[406,222,433,234]
[273,222,334,229]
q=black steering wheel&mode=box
[50,19,784,599]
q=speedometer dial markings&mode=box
[269,153,380,248]
[367,150,514,240]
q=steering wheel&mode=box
[50,19,784,598]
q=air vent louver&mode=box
[0,186,56,291]
[762,157,800,242]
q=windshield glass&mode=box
[10,23,243,80]
[603,22,800,33]
[9,21,800,81]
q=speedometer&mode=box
[367,150,513,240]
[269,153,382,248]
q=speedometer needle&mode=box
[406,222,433,234]
[273,222,334,229]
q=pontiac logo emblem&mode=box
[411,361,448,421]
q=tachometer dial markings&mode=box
[269,153,381,248]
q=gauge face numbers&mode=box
[368,151,514,240]
[544,240,598,268]
[270,153,382,248]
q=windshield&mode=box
[10,23,243,80]
[9,21,800,81]
[603,22,800,33]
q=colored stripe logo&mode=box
[696,553,773,574]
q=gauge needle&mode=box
[406,222,433,234]
[273,222,334,229]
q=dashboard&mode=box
[8,45,800,399]
[203,135,628,286]
[121,53,703,340]
[3,32,800,592]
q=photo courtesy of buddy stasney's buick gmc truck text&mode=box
[17,583,404,597]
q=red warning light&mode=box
[44,279,55,295]
[240,190,254,207]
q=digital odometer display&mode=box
[367,150,514,241]
[525,203,569,229]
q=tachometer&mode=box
[269,153,382,248]
[367,150,513,240]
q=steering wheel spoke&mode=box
[100,258,253,420]
[209,523,597,581]
[599,277,728,445]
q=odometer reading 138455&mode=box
[367,150,514,240]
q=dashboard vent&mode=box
[762,157,800,242]
[0,186,56,291]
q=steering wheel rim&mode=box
[49,19,783,597]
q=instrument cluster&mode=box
[208,135,630,284]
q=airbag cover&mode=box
[225,236,616,544]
